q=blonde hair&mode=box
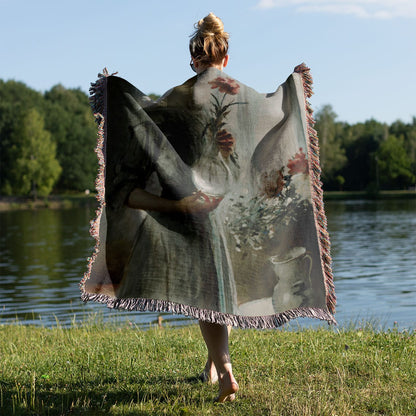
[189,13,229,66]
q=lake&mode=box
[0,198,415,330]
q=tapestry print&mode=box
[81,65,336,328]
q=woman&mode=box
[127,13,239,402]
[82,12,336,404]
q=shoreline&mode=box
[323,190,416,200]
[0,194,98,211]
[0,190,415,211]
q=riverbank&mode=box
[0,190,415,211]
[323,190,416,200]
[0,194,97,211]
[1,323,414,415]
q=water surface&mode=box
[0,199,415,330]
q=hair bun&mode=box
[189,13,229,65]
[197,12,228,38]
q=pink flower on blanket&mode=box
[216,129,236,158]
[287,148,308,175]
[208,77,240,95]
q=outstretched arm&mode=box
[127,188,222,215]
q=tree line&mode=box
[0,80,415,197]
[315,105,415,191]
[0,80,97,197]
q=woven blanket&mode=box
[80,64,336,328]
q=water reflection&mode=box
[325,199,416,329]
[0,207,192,328]
[0,199,415,329]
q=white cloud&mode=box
[256,0,416,19]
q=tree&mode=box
[0,102,18,194]
[389,118,416,180]
[376,135,415,189]
[0,80,45,194]
[341,119,388,190]
[10,108,61,197]
[44,85,97,191]
[148,93,161,101]
[314,105,347,188]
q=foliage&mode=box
[148,93,161,101]
[314,105,416,191]
[44,85,97,191]
[0,322,414,415]
[9,108,61,197]
[376,135,415,189]
[389,118,416,180]
[0,80,45,195]
[0,81,98,195]
[314,105,347,182]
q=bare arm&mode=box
[127,188,222,215]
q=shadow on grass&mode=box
[1,374,209,415]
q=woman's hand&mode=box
[175,191,223,215]
[127,188,222,215]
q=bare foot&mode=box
[215,372,239,403]
[199,358,218,384]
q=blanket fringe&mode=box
[79,69,112,295]
[294,63,336,315]
[81,292,337,329]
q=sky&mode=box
[1,0,415,124]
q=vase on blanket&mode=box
[270,246,313,312]
[191,152,238,198]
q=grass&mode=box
[0,320,415,415]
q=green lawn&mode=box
[0,320,415,415]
